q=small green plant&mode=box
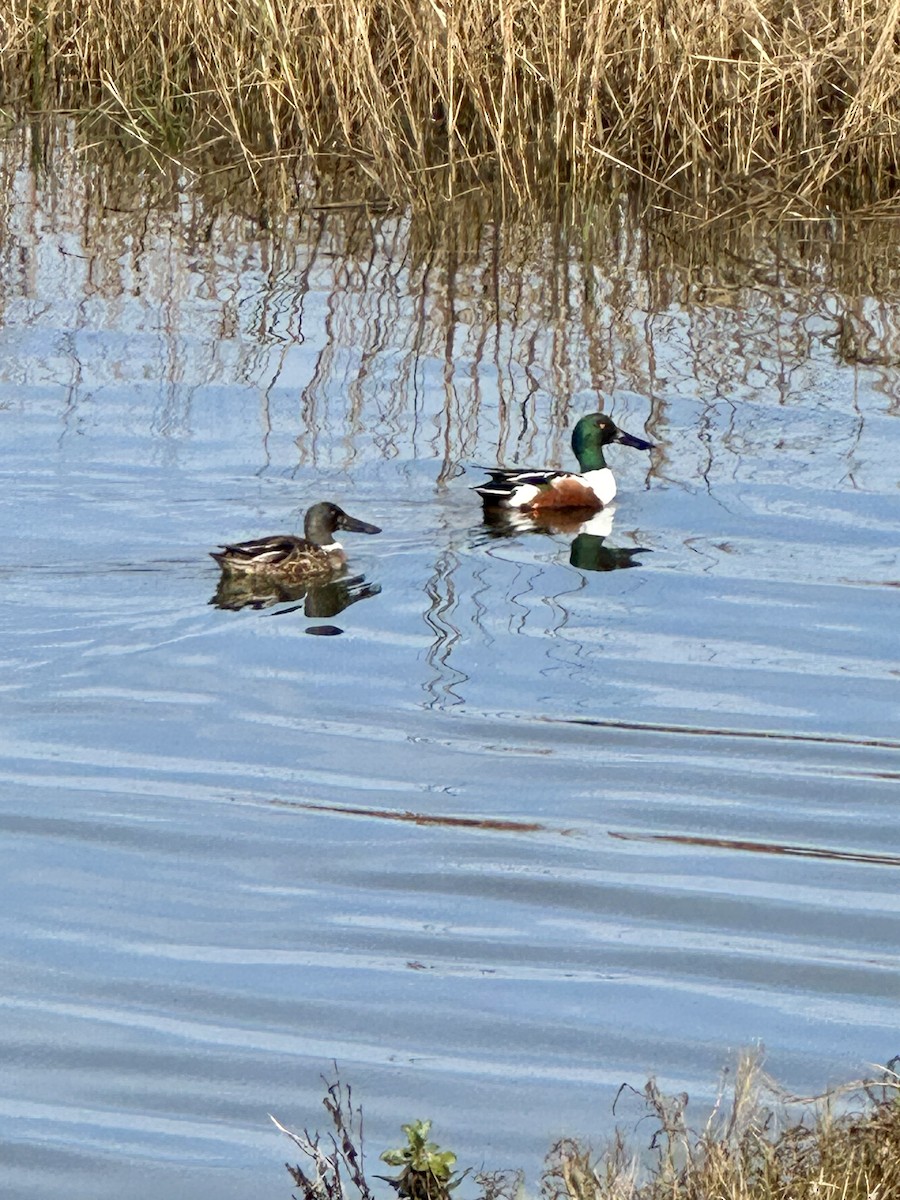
[380,1119,460,1200]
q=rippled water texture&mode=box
[1,130,898,1200]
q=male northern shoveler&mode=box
[473,412,654,511]
[211,501,380,580]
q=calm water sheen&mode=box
[1,132,898,1200]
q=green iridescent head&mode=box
[571,412,654,471]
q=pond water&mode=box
[0,130,898,1200]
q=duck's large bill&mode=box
[340,514,381,535]
[614,427,655,451]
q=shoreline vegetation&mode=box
[276,1057,900,1200]
[3,1,900,218]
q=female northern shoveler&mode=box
[473,412,654,511]
[211,501,380,580]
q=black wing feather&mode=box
[215,534,306,565]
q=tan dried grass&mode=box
[3,0,900,213]
[273,1058,900,1200]
[544,1055,900,1200]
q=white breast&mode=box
[319,541,347,565]
[579,467,617,507]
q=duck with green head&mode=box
[211,501,381,581]
[473,412,654,511]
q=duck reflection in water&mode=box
[210,571,381,628]
[481,505,650,572]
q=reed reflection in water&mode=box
[0,126,897,1200]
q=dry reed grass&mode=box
[274,1057,900,1200]
[3,0,900,215]
[545,1055,900,1200]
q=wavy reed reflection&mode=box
[536,715,900,752]
[610,831,900,869]
[268,797,550,834]
[3,124,900,491]
[423,548,468,708]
